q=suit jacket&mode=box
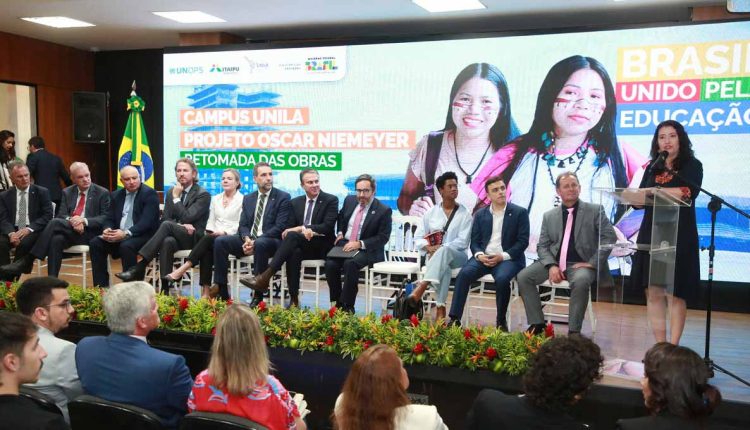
[538,201,617,282]
[162,183,211,233]
[288,191,338,247]
[237,187,291,240]
[106,184,160,238]
[75,333,193,429]
[25,326,82,423]
[58,184,111,233]
[0,184,53,234]
[470,203,530,262]
[337,195,392,263]
[467,389,587,430]
[26,149,72,202]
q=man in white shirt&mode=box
[447,175,530,331]
[406,171,472,320]
[16,276,82,423]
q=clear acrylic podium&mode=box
[594,187,688,360]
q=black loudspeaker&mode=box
[73,91,107,143]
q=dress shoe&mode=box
[239,267,273,292]
[208,284,222,299]
[115,262,147,282]
[247,294,264,308]
[161,276,176,292]
[446,317,462,327]
[287,294,299,309]
[525,324,546,335]
[497,322,509,333]
[0,254,35,278]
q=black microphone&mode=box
[653,151,669,170]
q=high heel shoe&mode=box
[161,276,176,293]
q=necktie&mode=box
[121,192,135,231]
[303,199,314,226]
[349,204,366,241]
[72,192,86,217]
[180,190,187,204]
[17,191,27,229]
[251,193,267,239]
[558,207,575,273]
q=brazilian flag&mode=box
[117,91,154,188]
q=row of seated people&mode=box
[0,153,614,331]
[0,277,728,429]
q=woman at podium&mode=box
[630,120,703,345]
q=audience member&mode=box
[466,335,603,429]
[188,305,306,430]
[616,342,723,430]
[89,165,160,287]
[0,162,110,279]
[0,312,69,429]
[26,136,72,211]
[517,171,616,335]
[0,130,22,191]
[116,158,211,295]
[0,161,53,279]
[325,174,392,313]
[407,171,472,320]
[213,162,290,304]
[75,281,193,428]
[447,175,529,329]
[16,276,82,423]
[241,168,337,307]
[333,344,447,430]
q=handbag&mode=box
[392,281,424,320]
[422,205,458,247]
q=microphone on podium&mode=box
[652,151,669,170]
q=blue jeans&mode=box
[422,246,468,306]
[449,257,525,326]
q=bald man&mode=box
[88,166,159,287]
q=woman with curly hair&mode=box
[333,344,447,430]
[188,305,306,430]
[467,335,603,429]
[616,342,721,429]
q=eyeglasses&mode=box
[46,300,73,310]
[355,188,372,194]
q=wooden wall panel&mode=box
[0,31,108,186]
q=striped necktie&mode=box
[250,193,267,239]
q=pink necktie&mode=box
[349,204,366,241]
[558,207,575,273]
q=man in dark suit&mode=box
[116,158,210,294]
[0,161,53,279]
[325,174,392,313]
[517,171,617,335]
[26,136,72,213]
[213,162,290,304]
[447,175,530,330]
[241,168,338,307]
[0,162,110,279]
[75,281,193,429]
[89,166,160,287]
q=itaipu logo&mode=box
[169,66,204,75]
[305,57,338,72]
[209,64,240,74]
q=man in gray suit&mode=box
[16,277,82,423]
[0,162,110,278]
[518,171,616,335]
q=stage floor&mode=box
[31,257,750,403]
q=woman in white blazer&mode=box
[333,344,448,430]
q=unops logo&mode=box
[169,66,204,75]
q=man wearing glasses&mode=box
[15,276,82,423]
[324,174,392,313]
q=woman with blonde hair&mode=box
[188,305,306,430]
[333,344,447,430]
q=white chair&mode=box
[230,255,285,305]
[367,215,422,314]
[37,245,111,289]
[298,259,326,308]
[467,276,520,327]
[171,249,196,297]
[538,279,597,332]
